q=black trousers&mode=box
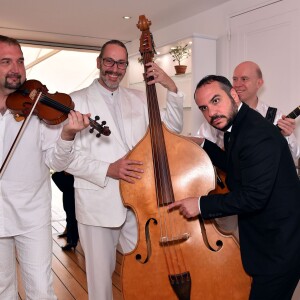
[249,266,299,300]
[51,172,79,244]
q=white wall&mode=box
[127,0,300,146]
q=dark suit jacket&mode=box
[201,103,300,276]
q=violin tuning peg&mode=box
[101,121,107,125]
[89,128,94,134]
[96,133,101,138]
[95,115,100,121]
[102,127,111,136]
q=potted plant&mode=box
[169,44,191,75]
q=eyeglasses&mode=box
[102,57,128,70]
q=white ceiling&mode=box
[1,0,230,50]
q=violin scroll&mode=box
[89,115,111,137]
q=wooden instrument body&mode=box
[120,126,251,299]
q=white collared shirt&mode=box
[0,112,63,236]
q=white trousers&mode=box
[78,209,137,300]
[0,224,57,300]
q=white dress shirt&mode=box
[0,112,68,237]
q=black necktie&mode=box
[224,131,231,151]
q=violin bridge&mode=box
[160,233,190,245]
[14,114,25,122]
[29,89,38,101]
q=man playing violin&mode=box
[51,39,184,300]
[0,35,89,299]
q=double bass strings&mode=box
[143,52,189,279]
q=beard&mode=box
[5,74,23,90]
[210,98,238,132]
[100,70,124,90]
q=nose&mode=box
[208,106,218,118]
[111,63,119,71]
[233,78,242,88]
[203,108,215,123]
[10,61,20,73]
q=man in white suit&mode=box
[52,40,184,300]
[0,35,89,300]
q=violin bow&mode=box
[0,91,42,178]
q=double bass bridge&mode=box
[160,232,190,246]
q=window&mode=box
[21,44,99,94]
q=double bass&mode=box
[119,15,251,299]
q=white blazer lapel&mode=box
[88,83,126,149]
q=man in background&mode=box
[51,171,79,251]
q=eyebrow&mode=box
[198,94,220,110]
[209,94,220,103]
[0,57,24,61]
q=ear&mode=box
[257,78,264,89]
[96,56,101,70]
[230,88,241,105]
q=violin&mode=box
[6,79,111,137]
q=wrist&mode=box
[61,130,76,141]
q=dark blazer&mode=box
[201,103,300,276]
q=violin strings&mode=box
[40,94,72,114]
[39,93,107,135]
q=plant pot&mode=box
[174,65,187,75]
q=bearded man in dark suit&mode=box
[169,75,300,300]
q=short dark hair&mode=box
[194,75,233,99]
[0,35,21,50]
[99,40,128,61]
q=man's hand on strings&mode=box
[168,197,200,218]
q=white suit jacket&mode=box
[58,79,184,227]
